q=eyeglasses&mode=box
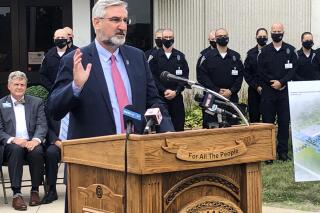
[98,16,131,25]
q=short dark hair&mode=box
[256,28,268,36]
[301,32,312,41]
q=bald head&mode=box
[54,29,68,39]
[63,27,74,37]
[208,30,215,41]
[271,23,284,33]
[215,28,228,37]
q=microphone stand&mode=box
[191,84,249,126]
[124,122,132,213]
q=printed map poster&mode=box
[288,81,320,182]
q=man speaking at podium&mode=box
[48,0,174,139]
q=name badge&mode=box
[2,102,12,108]
[176,69,183,76]
[231,69,238,76]
[285,63,293,69]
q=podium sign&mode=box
[62,124,275,213]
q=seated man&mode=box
[0,71,47,211]
[41,113,67,204]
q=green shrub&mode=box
[185,105,202,129]
[26,85,49,100]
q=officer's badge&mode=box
[177,54,181,61]
[286,48,291,55]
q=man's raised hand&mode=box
[73,48,92,88]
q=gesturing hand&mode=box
[73,48,92,88]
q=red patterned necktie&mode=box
[110,55,129,133]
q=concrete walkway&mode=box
[0,165,319,212]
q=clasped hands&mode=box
[164,89,177,100]
[270,80,286,90]
[219,88,232,98]
[12,138,40,151]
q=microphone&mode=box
[123,105,142,134]
[143,107,162,134]
[160,71,198,88]
[207,105,238,119]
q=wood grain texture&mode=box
[62,124,275,174]
[62,123,275,213]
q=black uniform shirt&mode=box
[295,48,320,81]
[196,46,215,70]
[257,42,297,86]
[39,46,73,91]
[145,47,160,63]
[149,48,189,95]
[244,45,260,89]
[197,48,244,95]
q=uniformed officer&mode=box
[196,29,216,70]
[149,28,189,131]
[295,32,320,81]
[257,23,297,161]
[145,28,163,63]
[39,29,73,91]
[244,28,268,123]
[197,28,244,128]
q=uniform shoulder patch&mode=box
[199,55,206,66]
[147,55,153,63]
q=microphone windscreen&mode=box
[144,108,162,125]
[160,71,170,82]
[123,105,142,126]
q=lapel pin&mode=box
[126,60,130,65]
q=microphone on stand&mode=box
[143,107,162,134]
[160,71,199,88]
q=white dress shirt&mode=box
[7,96,41,144]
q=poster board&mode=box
[288,81,320,182]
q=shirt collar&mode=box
[95,39,120,62]
[10,95,25,103]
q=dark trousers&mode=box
[261,88,290,155]
[4,143,44,190]
[44,144,61,186]
[165,94,185,131]
[248,87,261,123]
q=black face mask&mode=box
[302,40,314,50]
[209,40,216,48]
[155,38,162,48]
[54,38,68,49]
[162,39,174,48]
[271,33,283,43]
[216,36,229,47]
[67,37,73,45]
[256,37,268,46]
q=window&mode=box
[0,7,12,72]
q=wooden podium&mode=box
[61,123,275,213]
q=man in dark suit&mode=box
[48,0,174,139]
[0,71,47,211]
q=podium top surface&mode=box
[61,123,275,174]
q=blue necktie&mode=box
[59,113,69,141]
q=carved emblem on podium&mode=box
[78,184,123,213]
[179,196,243,213]
[163,173,240,211]
[162,136,255,162]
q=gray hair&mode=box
[92,0,128,18]
[8,71,28,84]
